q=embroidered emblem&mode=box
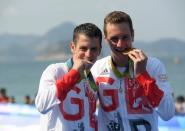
[106,112,123,131]
[125,78,153,114]
[100,68,109,75]
[158,74,168,82]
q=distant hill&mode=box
[0,34,39,46]
[0,22,76,62]
[0,34,40,62]
[134,39,185,58]
[43,22,75,42]
[35,22,76,61]
[0,21,185,62]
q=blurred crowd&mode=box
[0,87,35,105]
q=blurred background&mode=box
[0,0,185,130]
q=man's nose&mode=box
[86,49,92,57]
[116,39,125,47]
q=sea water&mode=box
[0,56,184,103]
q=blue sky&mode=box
[0,0,185,42]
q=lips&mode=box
[122,48,135,55]
[115,48,124,52]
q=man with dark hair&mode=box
[35,23,102,131]
[175,95,185,116]
[0,88,9,103]
[91,11,175,131]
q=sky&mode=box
[0,0,185,42]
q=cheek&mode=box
[92,52,99,58]
[77,51,85,58]
[109,43,116,51]
[128,41,132,46]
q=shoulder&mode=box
[91,56,111,74]
[43,62,67,74]
[91,56,110,71]
[93,56,110,66]
[147,57,164,69]
[45,62,65,70]
[40,62,68,80]
[146,57,167,77]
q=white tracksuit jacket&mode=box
[35,62,97,131]
[91,56,175,131]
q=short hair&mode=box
[103,11,134,37]
[176,95,185,103]
[0,88,6,95]
[73,23,102,48]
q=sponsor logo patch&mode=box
[158,74,168,82]
[100,68,109,75]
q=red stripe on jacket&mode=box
[136,71,164,107]
[56,69,80,101]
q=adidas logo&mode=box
[100,68,109,75]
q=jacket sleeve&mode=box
[136,58,175,121]
[136,72,164,108]
[35,64,80,114]
[153,60,175,121]
[56,69,80,101]
[35,64,60,114]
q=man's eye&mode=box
[80,47,87,51]
[121,35,129,40]
[110,37,119,43]
[91,47,97,51]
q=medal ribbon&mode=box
[66,58,98,91]
[109,57,134,78]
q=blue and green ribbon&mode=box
[66,58,98,92]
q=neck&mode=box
[111,55,129,67]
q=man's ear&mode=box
[70,42,75,53]
[105,38,109,44]
[98,47,101,56]
[104,35,109,45]
[131,30,134,42]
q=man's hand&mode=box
[72,54,93,76]
[127,49,148,77]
